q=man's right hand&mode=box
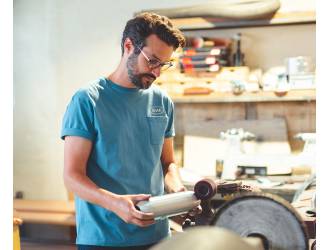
[110,194,155,227]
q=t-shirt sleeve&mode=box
[60,90,96,141]
[165,98,175,138]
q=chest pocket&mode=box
[147,116,168,145]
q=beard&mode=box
[127,53,156,89]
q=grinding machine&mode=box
[136,178,310,250]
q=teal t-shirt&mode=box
[61,77,175,246]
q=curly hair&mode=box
[121,12,186,55]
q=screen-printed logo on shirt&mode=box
[150,106,165,116]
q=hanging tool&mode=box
[233,33,245,66]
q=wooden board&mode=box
[13,199,76,226]
[255,101,316,151]
[180,118,289,141]
[14,199,75,214]
[171,11,315,30]
[174,100,315,152]
[14,211,76,226]
[170,90,316,103]
[175,102,246,137]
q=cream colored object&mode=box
[151,226,263,250]
[142,0,281,20]
[136,191,201,219]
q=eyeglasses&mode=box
[137,47,173,71]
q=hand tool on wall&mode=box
[233,33,245,66]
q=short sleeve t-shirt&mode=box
[61,77,175,246]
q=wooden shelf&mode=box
[171,11,315,30]
[170,89,316,103]
[14,199,76,226]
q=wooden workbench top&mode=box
[13,199,76,226]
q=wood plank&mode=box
[174,99,315,152]
[255,101,316,151]
[14,211,76,226]
[170,89,315,103]
[243,180,302,195]
[175,102,246,137]
[178,118,288,141]
[171,11,315,30]
[14,199,75,214]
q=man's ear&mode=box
[123,37,134,55]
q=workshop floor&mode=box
[21,241,76,250]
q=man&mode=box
[61,12,198,250]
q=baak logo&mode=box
[151,106,164,116]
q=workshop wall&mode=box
[14,0,315,200]
[13,0,209,200]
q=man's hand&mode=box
[110,194,156,227]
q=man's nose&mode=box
[152,67,161,78]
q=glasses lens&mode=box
[160,62,173,71]
[148,60,160,69]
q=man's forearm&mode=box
[64,171,118,211]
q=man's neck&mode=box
[107,62,136,89]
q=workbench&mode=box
[14,178,315,242]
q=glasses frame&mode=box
[137,47,173,71]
